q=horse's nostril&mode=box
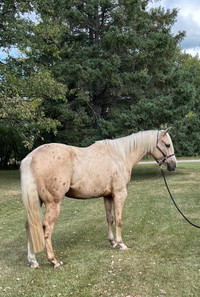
[167,162,176,171]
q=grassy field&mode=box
[0,162,200,297]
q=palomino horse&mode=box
[21,128,177,268]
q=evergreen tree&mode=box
[2,0,200,161]
[21,0,184,145]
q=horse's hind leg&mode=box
[43,201,62,268]
[104,196,116,248]
[26,221,40,268]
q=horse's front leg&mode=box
[114,189,130,251]
[104,196,117,248]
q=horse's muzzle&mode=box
[167,161,177,172]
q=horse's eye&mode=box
[165,144,170,148]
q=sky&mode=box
[0,0,200,61]
[148,0,200,56]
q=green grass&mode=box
[0,164,200,297]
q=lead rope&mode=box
[161,167,200,229]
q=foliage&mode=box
[171,53,200,156]
[1,0,200,162]
[0,126,18,167]
[0,59,66,149]
[0,0,33,48]
[22,0,184,144]
[0,163,200,296]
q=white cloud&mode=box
[183,47,200,57]
[192,10,200,27]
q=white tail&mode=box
[21,157,44,253]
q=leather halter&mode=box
[155,131,175,166]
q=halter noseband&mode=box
[155,131,175,166]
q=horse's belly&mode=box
[66,186,111,199]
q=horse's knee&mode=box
[116,219,122,228]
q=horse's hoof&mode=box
[123,247,130,251]
[31,263,40,269]
[53,261,63,268]
[119,243,130,251]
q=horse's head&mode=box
[152,128,177,171]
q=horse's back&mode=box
[27,143,74,171]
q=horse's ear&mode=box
[163,127,171,135]
[160,127,171,138]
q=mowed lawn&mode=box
[0,162,200,297]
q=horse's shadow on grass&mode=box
[131,165,187,182]
[0,237,28,268]
[1,223,110,268]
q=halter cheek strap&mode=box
[155,131,175,166]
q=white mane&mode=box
[97,130,158,160]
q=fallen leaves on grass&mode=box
[160,289,167,295]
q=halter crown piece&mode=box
[155,131,175,166]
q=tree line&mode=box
[1,0,200,167]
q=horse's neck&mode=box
[127,149,147,170]
[125,131,157,170]
[100,130,157,170]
